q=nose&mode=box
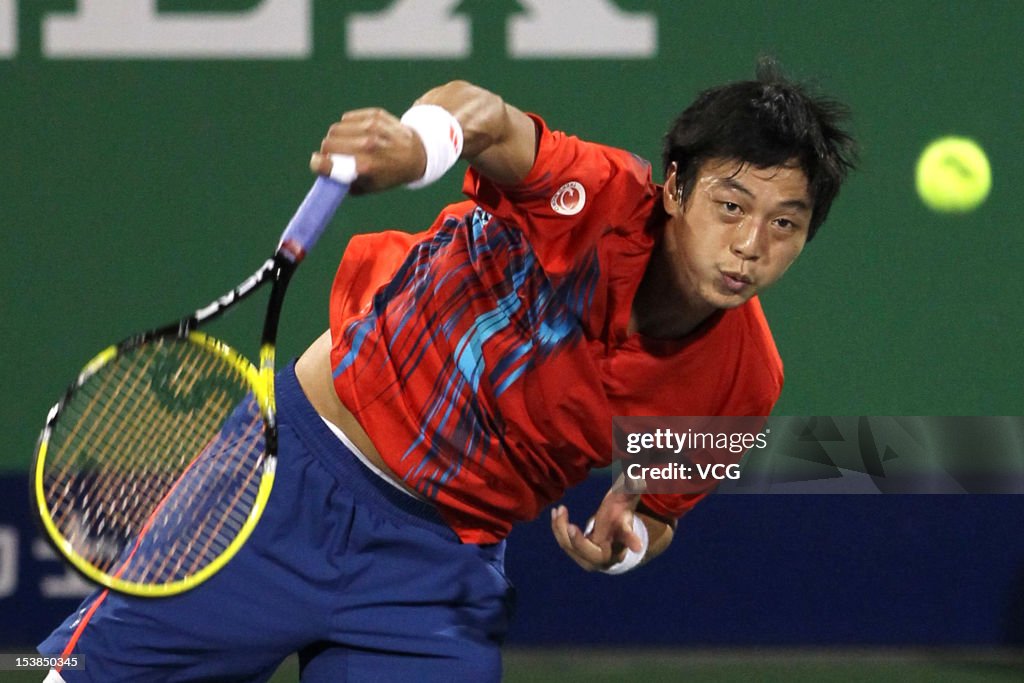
[730,219,764,261]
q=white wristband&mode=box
[400,104,464,189]
[584,514,650,575]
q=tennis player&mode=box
[41,60,855,681]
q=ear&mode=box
[662,162,683,215]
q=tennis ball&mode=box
[915,136,991,213]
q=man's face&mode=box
[662,158,812,313]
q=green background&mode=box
[2,0,1023,473]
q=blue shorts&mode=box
[39,362,515,682]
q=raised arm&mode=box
[310,80,537,193]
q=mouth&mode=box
[720,270,752,294]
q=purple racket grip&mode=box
[277,155,357,262]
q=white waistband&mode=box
[319,416,422,501]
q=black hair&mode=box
[662,57,857,241]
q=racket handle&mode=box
[277,154,357,263]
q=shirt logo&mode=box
[550,181,586,216]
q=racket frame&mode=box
[32,173,351,597]
[33,330,272,597]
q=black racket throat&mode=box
[106,254,299,459]
[140,253,299,346]
[259,257,297,349]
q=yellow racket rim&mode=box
[34,332,277,597]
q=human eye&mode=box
[718,200,743,216]
[772,216,805,232]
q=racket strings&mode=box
[186,413,264,565]
[47,354,168,541]
[50,351,178,532]
[41,338,266,584]
[146,408,263,583]
[48,350,151,503]
[66,363,254,577]
[51,343,207,490]
[50,345,232,540]
[119,407,261,585]
[67,348,236,536]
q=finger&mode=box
[340,107,391,122]
[603,490,641,516]
[568,525,607,563]
[587,510,622,547]
[550,505,574,551]
[551,507,605,569]
[620,515,644,553]
[327,109,397,148]
[321,119,375,155]
[320,128,366,156]
[309,151,332,176]
[560,509,610,563]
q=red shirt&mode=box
[329,116,783,543]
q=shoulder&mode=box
[532,115,654,190]
[467,114,655,211]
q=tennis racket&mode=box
[32,156,358,597]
